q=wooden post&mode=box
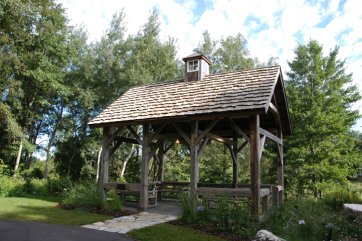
[190,121,199,198]
[100,127,111,204]
[157,139,164,182]
[232,133,238,188]
[249,115,261,216]
[276,131,284,202]
[140,124,150,211]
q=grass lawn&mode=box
[0,196,112,225]
[128,223,226,241]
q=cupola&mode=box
[182,51,211,81]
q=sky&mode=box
[57,0,362,130]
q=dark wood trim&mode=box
[198,137,209,157]
[127,126,142,144]
[228,118,250,142]
[259,127,282,145]
[196,118,220,144]
[105,127,122,147]
[171,122,191,145]
[237,140,248,153]
[88,110,262,129]
[151,123,167,140]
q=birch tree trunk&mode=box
[120,144,135,178]
[13,139,23,177]
[96,147,102,182]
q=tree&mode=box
[285,40,361,197]
[197,31,256,73]
[0,0,69,170]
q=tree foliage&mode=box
[197,31,256,73]
[285,40,361,196]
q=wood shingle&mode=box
[89,65,290,134]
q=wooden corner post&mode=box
[276,131,284,202]
[140,124,150,211]
[249,115,261,216]
[190,120,199,199]
[100,127,111,204]
[232,133,238,188]
[157,139,164,182]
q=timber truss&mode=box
[99,107,284,216]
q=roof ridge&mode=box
[204,65,281,78]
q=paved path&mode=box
[83,201,180,234]
[0,219,134,241]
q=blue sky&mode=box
[58,0,362,130]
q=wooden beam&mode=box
[276,131,284,188]
[140,124,150,211]
[164,142,174,154]
[207,133,231,145]
[105,127,122,147]
[237,140,248,153]
[249,115,261,216]
[259,135,266,160]
[232,134,238,187]
[127,126,142,144]
[271,95,283,130]
[195,118,220,144]
[227,118,250,142]
[190,120,199,198]
[100,127,111,203]
[269,103,278,116]
[148,142,159,162]
[259,127,282,145]
[157,140,164,182]
[151,123,167,140]
[114,136,139,145]
[171,122,191,145]
[198,137,209,157]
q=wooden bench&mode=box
[117,183,158,208]
[156,181,189,200]
[197,184,273,212]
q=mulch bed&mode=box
[168,219,249,241]
[57,204,138,217]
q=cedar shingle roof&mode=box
[89,66,288,130]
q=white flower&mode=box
[298,220,305,225]
[196,206,205,212]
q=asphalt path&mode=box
[0,220,135,241]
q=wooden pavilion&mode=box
[88,52,291,215]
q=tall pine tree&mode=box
[285,40,361,197]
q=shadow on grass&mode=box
[0,197,111,225]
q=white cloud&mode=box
[57,0,362,129]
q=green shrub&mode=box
[45,174,72,196]
[61,182,121,212]
[214,198,254,235]
[105,189,122,212]
[62,182,103,209]
[179,193,198,223]
[0,175,26,197]
[23,178,48,196]
[323,188,362,210]
[264,198,361,241]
